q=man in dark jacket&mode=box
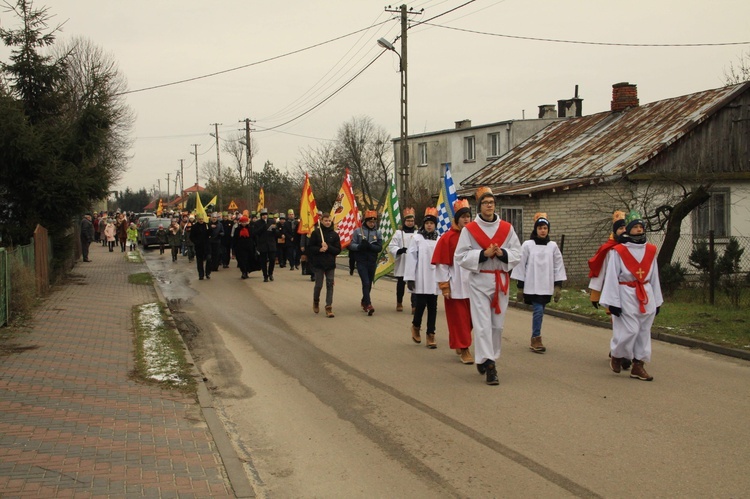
[80,214,95,262]
[220,212,234,268]
[282,209,298,271]
[307,213,341,317]
[207,212,224,272]
[233,215,258,279]
[252,209,277,282]
[349,210,383,315]
[189,214,211,280]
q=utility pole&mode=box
[190,144,200,187]
[240,118,256,211]
[384,4,419,208]
[179,159,185,209]
[166,173,170,208]
[210,123,222,211]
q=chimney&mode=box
[611,82,638,112]
[538,105,557,119]
[558,85,583,117]
[455,119,472,129]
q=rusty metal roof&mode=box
[459,82,750,196]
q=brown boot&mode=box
[426,333,436,349]
[610,354,622,374]
[530,336,546,353]
[396,302,403,312]
[411,325,421,344]
[325,306,334,318]
[459,348,474,365]
[630,360,653,381]
[313,300,320,314]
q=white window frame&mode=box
[418,142,428,166]
[488,132,501,158]
[464,136,475,162]
[501,207,523,239]
[692,188,730,238]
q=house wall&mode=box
[394,118,559,194]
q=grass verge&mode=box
[132,302,196,393]
[511,281,750,352]
[126,250,143,263]
[128,272,152,285]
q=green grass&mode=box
[511,281,750,352]
[128,272,152,285]
[131,302,196,393]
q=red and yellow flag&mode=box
[330,168,360,248]
[297,173,319,235]
[156,199,163,217]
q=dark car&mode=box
[141,218,173,249]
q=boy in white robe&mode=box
[404,207,440,348]
[388,208,418,312]
[599,211,663,381]
[511,213,566,353]
[455,187,522,385]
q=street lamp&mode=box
[377,36,409,208]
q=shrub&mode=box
[660,262,687,297]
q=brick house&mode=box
[458,81,750,281]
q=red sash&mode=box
[466,220,513,314]
[431,228,460,266]
[614,243,657,313]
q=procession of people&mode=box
[89,183,662,387]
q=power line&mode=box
[420,22,750,47]
[116,20,392,96]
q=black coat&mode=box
[252,217,277,253]
[189,222,210,255]
[307,225,341,270]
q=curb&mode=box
[508,301,750,362]
[151,274,256,498]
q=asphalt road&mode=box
[144,249,750,498]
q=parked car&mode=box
[136,215,158,243]
[141,218,173,249]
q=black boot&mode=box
[485,362,499,385]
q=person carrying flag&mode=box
[349,210,383,316]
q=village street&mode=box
[144,250,750,498]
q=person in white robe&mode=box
[404,208,440,348]
[455,187,522,385]
[511,213,566,353]
[388,208,418,312]
[599,212,663,381]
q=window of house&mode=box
[418,142,427,166]
[501,207,523,238]
[693,189,730,238]
[488,132,500,157]
[464,136,475,162]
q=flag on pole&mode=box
[256,188,265,212]
[436,163,458,236]
[330,168,360,249]
[205,195,217,213]
[374,178,402,282]
[297,173,319,235]
[194,193,207,221]
[156,199,163,217]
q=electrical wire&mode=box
[116,19,392,96]
[419,22,750,47]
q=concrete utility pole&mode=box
[166,173,170,205]
[190,144,200,187]
[240,118,255,211]
[383,4,420,208]
[210,123,222,211]
[179,159,185,208]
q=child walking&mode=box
[511,213,567,353]
[126,223,138,251]
[307,213,341,317]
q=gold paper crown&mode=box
[453,199,470,212]
[288,209,295,215]
[613,210,626,222]
[364,210,378,220]
[534,212,548,223]
[424,207,439,218]
[475,186,493,202]
[403,207,416,218]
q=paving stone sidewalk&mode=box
[0,242,235,497]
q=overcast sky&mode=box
[4,0,749,194]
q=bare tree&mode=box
[222,130,259,187]
[294,142,340,212]
[723,49,750,85]
[53,36,135,182]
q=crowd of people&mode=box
[80,186,662,386]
